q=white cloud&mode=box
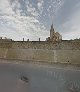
[0,0,65,41]
[47,0,64,15]
[37,0,44,12]
[0,0,49,41]
[27,4,39,17]
[0,14,49,40]
[0,0,14,15]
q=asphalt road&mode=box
[0,59,80,92]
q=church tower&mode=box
[50,24,55,40]
[46,24,62,42]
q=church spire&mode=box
[51,24,53,29]
[51,24,54,31]
[50,24,55,40]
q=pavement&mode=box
[0,59,80,92]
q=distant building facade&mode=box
[46,24,62,42]
[0,37,13,42]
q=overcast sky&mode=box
[0,0,80,41]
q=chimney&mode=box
[27,39,29,41]
[39,38,40,41]
[23,38,24,41]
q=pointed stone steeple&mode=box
[51,24,54,31]
[51,24,53,29]
[50,24,55,39]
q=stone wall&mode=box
[6,49,54,62]
[0,40,80,64]
[0,48,8,58]
[0,40,80,50]
[56,50,80,64]
[0,42,12,48]
[0,48,80,64]
[7,41,80,50]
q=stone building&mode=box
[46,24,62,41]
[0,37,13,42]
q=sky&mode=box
[0,0,80,41]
